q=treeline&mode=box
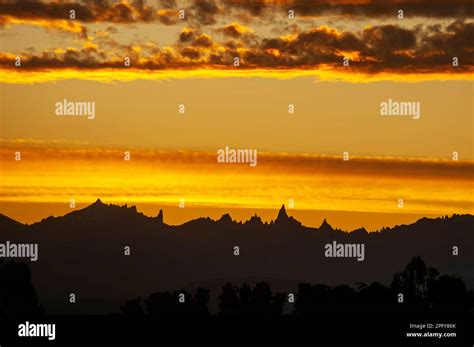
[120,257,473,316]
[0,257,471,318]
[0,261,44,319]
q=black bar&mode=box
[1,312,472,345]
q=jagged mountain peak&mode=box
[274,204,302,227]
[276,204,288,220]
[319,218,334,231]
[156,209,164,224]
[0,213,24,230]
[92,198,104,206]
[218,213,233,223]
[246,214,263,225]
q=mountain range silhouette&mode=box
[0,199,472,314]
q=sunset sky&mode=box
[0,0,473,230]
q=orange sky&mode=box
[0,1,472,230]
[1,143,472,230]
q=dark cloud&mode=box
[246,22,473,71]
[188,0,220,26]
[157,9,180,25]
[294,27,366,52]
[362,25,417,58]
[131,0,155,21]
[235,0,474,19]
[192,34,214,47]
[0,1,94,21]
[0,0,154,24]
[179,28,200,42]
[0,0,472,30]
[217,23,250,38]
[179,28,214,48]
[159,0,177,9]
[417,20,474,65]
[218,24,243,38]
[224,0,267,16]
[1,20,473,75]
[180,47,201,59]
[223,39,244,50]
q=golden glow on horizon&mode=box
[1,146,472,228]
[1,67,473,85]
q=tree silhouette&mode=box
[250,282,285,316]
[0,261,44,318]
[391,256,439,307]
[218,283,241,315]
[294,283,331,315]
[428,274,468,312]
[120,297,144,316]
[357,282,392,311]
[141,288,209,317]
[218,282,285,317]
[238,283,252,314]
[118,257,470,316]
[194,287,210,314]
[293,257,470,315]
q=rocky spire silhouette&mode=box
[319,218,334,232]
[81,198,106,213]
[156,209,164,224]
[83,198,108,213]
[218,213,233,224]
[93,198,104,206]
[274,205,301,227]
[275,205,288,223]
[245,214,263,226]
